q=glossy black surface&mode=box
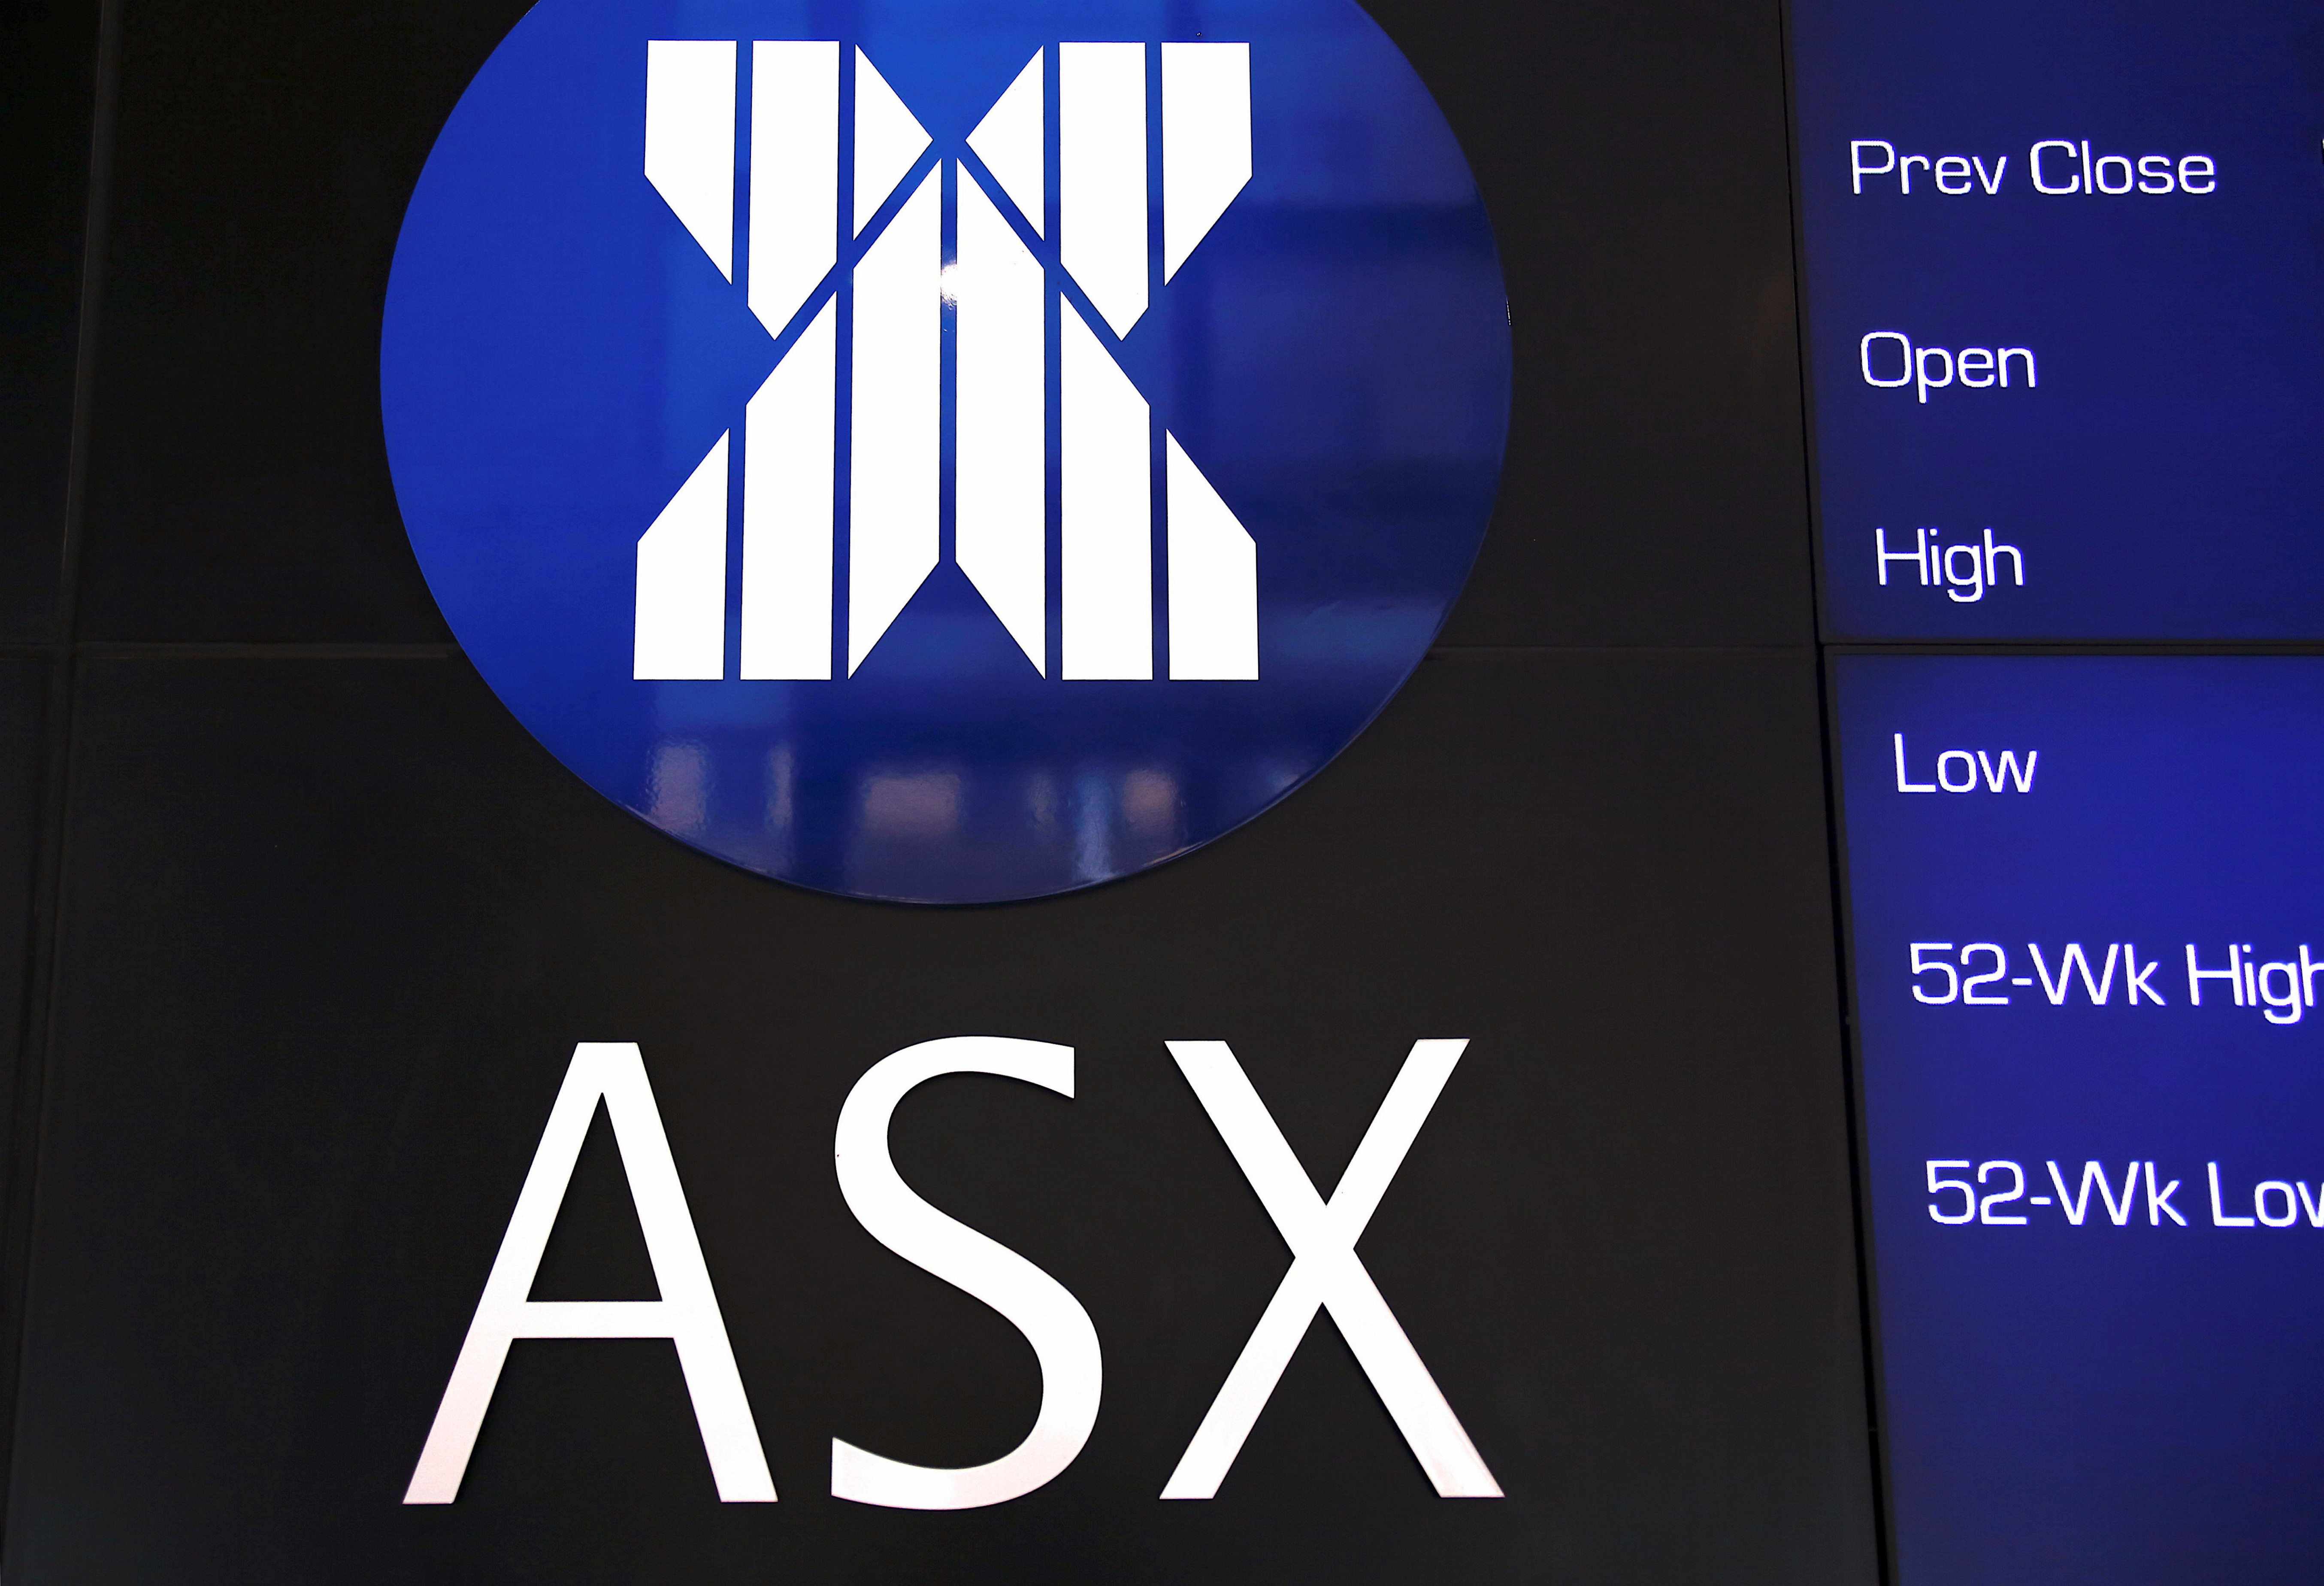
[0,0,99,641]
[1387,0,1813,649]
[4,0,1870,1572]
[5,651,1870,1583]
[0,662,47,1153]
[70,0,1812,650]
[69,0,521,643]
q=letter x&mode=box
[1162,1040,1502,1498]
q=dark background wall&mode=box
[0,0,1876,1580]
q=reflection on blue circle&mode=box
[384,0,1509,903]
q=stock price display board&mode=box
[1836,655,2324,1584]
[1792,0,2324,639]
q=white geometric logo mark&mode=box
[633,42,1259,684]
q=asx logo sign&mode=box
[405,1039,1502,1508]
[383,0,1510,902]
[634,42,1259,684]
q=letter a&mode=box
[404,1043,775,1504]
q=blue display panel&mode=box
[1837,654,2324,1583]
[1792,0,2324,639]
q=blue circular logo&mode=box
[384,0,1509,903]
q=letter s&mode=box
[831,1037,1102,1509]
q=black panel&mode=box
[0,0,100,642]
[69,0,1810,650]
[68,0,530,643]
[6,650,1870,1583]
[0,661,48,1147]
[1389,0,1816,649]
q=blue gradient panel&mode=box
[1837,654,2324,1584]
[382,0,1509,903]
[1794,0,2324,638]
